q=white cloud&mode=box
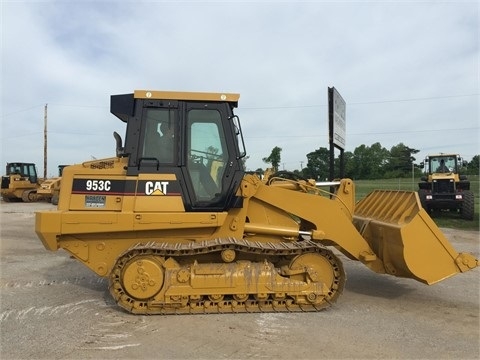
[1,0,478,176]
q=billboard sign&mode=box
[328,87,346,150]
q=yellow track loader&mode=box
[1,162,41,202]
[37,165,68,205]
[35,90,478,314]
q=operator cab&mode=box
[111,90,246,212]
[5,162,38,183]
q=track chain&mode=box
[109,238,345,315]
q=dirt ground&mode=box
[0,201,479,360]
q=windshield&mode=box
[429,156,456,173]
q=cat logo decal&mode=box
[145,181,169,195]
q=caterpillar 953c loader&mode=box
[35,90,478,315]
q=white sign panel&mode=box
[332,89,346,149]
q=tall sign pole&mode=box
[44,104,48,179]
[328,87,346,180]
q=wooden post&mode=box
[44,104,47,179]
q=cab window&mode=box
[186,109,228,202]
[142,109,176,163]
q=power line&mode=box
[241,93,478,110]
[349,93,479,105]
[1,103,107,118]
[48,103,107,109]
[349,127,479,136]
[1,131,111,140]
[1,104,44,117]
[246,126,479,139]
[3,93,477,116]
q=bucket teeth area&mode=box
[355,190,419,225]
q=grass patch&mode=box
[354,176,479,231]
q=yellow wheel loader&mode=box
[35,90,478,315]
[418,154,474,220]
[1,162,41,202]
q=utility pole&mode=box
[44,104,47,179]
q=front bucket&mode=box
[353,190,478,285]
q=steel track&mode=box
[109,238,346,315]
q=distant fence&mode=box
[354,175,480,203]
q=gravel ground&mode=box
[0,201,479,360]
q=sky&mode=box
[1,0,479,177]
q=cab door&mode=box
[126,101,186,213]
[183,102,244,211]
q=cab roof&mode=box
[111,90,240,123]
[427,153,460,157]
[134,90,240,103]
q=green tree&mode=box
[369,142,390,178]
[385,143,419,178]
[299,141,422,180]
[304,147,329,180]
[351,145,369,179]
[262,146,282,172]
[467,155,479,175]
[349,143,389,179]
[342,151,355,178]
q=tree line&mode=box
[254,143,479,180]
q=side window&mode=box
[22,164,29,177]
[142,109,176,163]
[187,109,228,202]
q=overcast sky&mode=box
[1,0,478,177]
